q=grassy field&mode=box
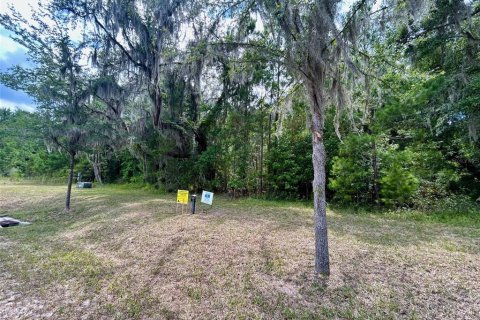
[1,182,479,319]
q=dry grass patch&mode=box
[1,183,479,319]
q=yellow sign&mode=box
[177,190,189,204]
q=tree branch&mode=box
[92,12,148,73]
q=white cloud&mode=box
[339,0,356,14]
[251,12,264,33]
[0,0,81,44]
[0,0,46,59]
[372,0,383,12]
[0,33,24,59]
[0,98,36,112]
[0,0,42,20]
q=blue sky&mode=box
[0,28,36,112]
[0,0,38,112]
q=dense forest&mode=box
[1,0,479,211]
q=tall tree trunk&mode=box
[372,140,379,203]
[259,112,264,194]
[150,86,163,129]
[143,153,148,183]
[92,153,103,184]
[65,151,76,211]
[308,82,330,276]
[268,113,272,152]
[365,74,379,203]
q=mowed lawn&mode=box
[0,182,479,320]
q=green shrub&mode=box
[265,133,312,199]
[380,148,418,206]
[8,167,22,181]
[329,134,374,204]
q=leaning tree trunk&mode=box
[65,151,76,211]
[307,80,330,276]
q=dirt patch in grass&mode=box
[1,183,479,319]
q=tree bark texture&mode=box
[143,153,148,183]
[150,85,163,129]
[259,112,264,194]
[65,151,76,211]
[307,81,330,276]
[372,139,379,203]
[92,153,103,184]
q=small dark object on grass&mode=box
[0,216,31,228]
[77,182,93,188]
[0,216,20,227]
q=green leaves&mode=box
[379,147,418,206]
[329,134,375,204]
[266,131,313,199]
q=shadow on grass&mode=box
[0,186,174,243]
[210,197,480,254]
